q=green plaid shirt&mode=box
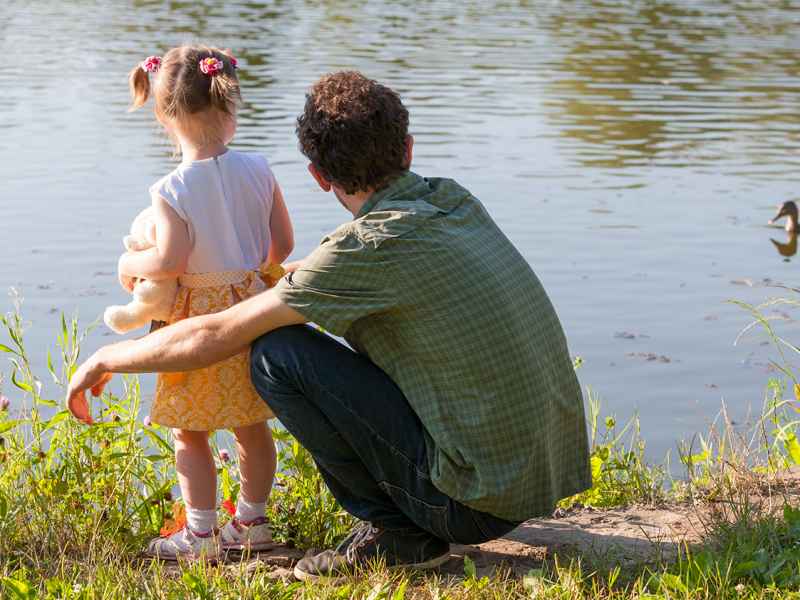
[274,172,591,521]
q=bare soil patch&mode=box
[204,502,710,581]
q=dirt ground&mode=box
[219,501,711,582]
[154,468,800,582]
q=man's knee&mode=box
[249,324,315,403]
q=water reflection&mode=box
[5,0,800,460]
[543,0,800,169]
[770,231,797,260]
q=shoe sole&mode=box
[222,541,276,552]
[293,549,452,583]
[146,549,220,564]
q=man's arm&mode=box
[66,289,308,424]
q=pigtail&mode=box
[208,62,241,120]
[128,61,153,112]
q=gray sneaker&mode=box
[293,522,451,583]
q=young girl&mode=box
[123,44,293,561]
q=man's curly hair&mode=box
[296,71,410,195]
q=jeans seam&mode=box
[469,509,495,541]
[377,481,445,536]
[265,361,431,479]
[378,481,447,515]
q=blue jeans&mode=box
[250,324,520,545]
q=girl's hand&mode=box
[119,272,135,293]
[118,251,137,293]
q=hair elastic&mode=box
[142,56,162,73]
[199,58,223,75]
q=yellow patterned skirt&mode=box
[150,261,285,431]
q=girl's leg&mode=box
[173,428,217,510]
[232,421,276,504]
[220,421,276,550]
[147,429,219,560]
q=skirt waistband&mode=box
[178,262,286,294]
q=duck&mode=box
[769,200,798,232]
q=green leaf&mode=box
[11,371,33,393]
[729,561,761,580]
[222,466,232,501]
[0,420,29,434]
[182,572,202,590]
[1,578,34,599]
[784,434,800,465]
[392,581,408,600]
[46,577,70,597]
[0,343,16,354]
[47,348,59,383]
[464,555,476,579]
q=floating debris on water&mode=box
[625,352,672,363]
[615,332,635,339]
[730,278,780,287]
[702,316,719,321]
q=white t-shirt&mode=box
[150,150,275,275]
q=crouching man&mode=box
[66,71,591,582]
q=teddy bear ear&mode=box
[123,234,137,251]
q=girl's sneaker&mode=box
[147,527,221,563]
[220,516,275,552]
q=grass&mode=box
[6,291,800,598]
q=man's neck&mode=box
[333,186,374,217]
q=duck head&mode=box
[769,201,799,232]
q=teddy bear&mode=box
[103,206,178,334]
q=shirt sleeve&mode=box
[262,156,276,198]
[150,175,188,222]
[273,230,397,337]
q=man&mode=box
[67,71,591,582]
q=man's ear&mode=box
[405,134,414,166]
[308,164,332,192]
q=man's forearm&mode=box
[91,289,308,375]
[67,288,308,424]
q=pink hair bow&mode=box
[199,58,223,75]
[142,56,162,73]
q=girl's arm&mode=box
[118,194,190,289]
[267,183,294,265]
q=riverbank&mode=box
[5,303,800,598]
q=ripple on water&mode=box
[3,0,800,458]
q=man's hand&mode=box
[66,363,114,425]
[283,260,303,274]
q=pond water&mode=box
[3,0,800,463]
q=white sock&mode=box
[185,508,217,533]
[235,497,267,523]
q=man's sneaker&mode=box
[147,527,221,563]
[220,516,275,552]
[293,522,451,583]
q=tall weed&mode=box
[0,296,352,577]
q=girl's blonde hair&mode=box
[128,44,241,126]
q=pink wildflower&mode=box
[219,448,231,462]
[143,415,152,427]
[0,396,8,411]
